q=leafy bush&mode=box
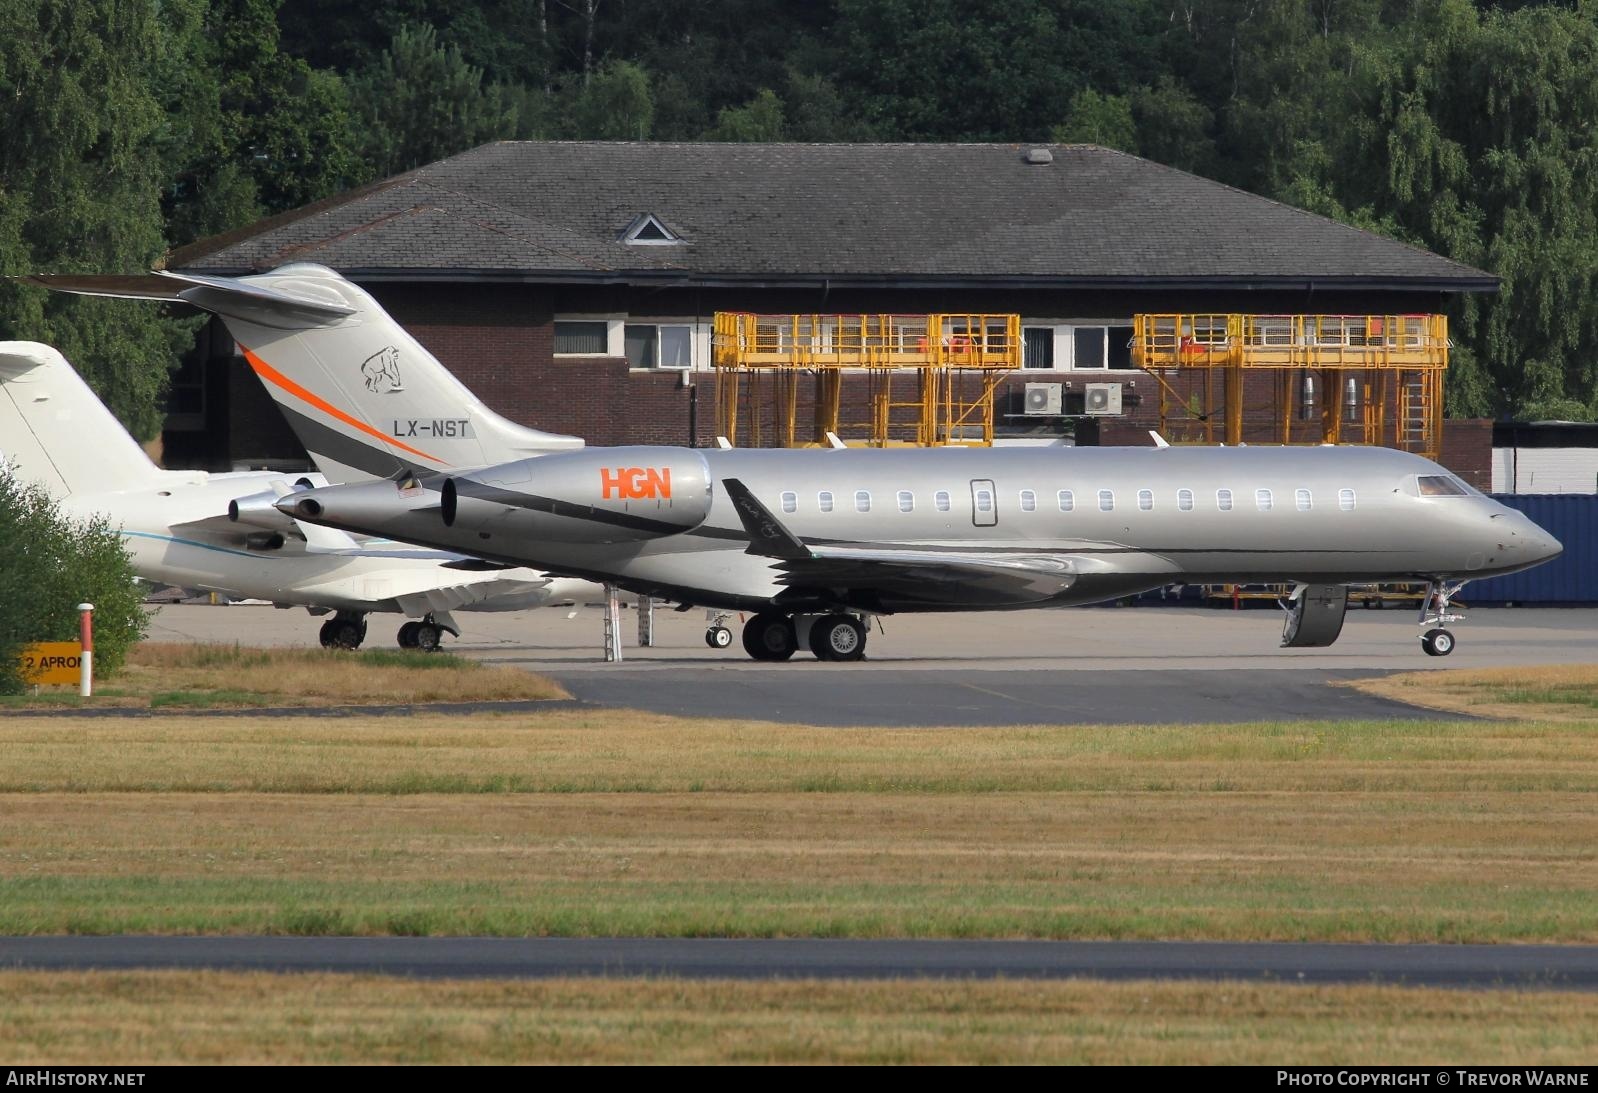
[0,465,148,694]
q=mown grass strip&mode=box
[1,972,1594,1064]
[2,643,566,709]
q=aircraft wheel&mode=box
[397,621,421,648]
[327,619,365,650]
[742,613,796,661]
[705,626,733,649]
[1421,628,1456,657]
[318,619,339,649]
[414,622,443,652]
[812,614,867,662]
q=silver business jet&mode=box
[277,442,1562,661]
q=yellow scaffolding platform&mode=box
[711,313,1022,447]
[1132,314,1449,460]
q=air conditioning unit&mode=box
[1084,382,1123,416]
[1023,383,1062,416]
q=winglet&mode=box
[1149,431,1170,449]
[721,478,810,560]
[823,431,847,449]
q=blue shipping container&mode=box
[1467,494,1598,603]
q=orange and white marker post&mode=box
[77,603,93,697]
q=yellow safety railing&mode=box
[713,313,1021,370]
[1134,314,1449,370]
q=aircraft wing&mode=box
[769,546,1082,602]
[390,574,555,615]
[720,477,1146,605]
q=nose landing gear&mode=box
[1419,580,1467,656]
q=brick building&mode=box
[164,142,1497,481]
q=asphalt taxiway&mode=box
[3,937,1597,990]
[139,602,1598,725]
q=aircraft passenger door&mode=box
[970,479,997,527]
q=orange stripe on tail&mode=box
[240,347,443,465]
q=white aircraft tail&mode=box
[34,264,583,481]
[0,342,166,499]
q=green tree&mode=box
[0,466,148,695]
[349,23,520,177]
[707,89,785,142]
[0,0,197,440]
[1052,89,1136,151]
[567,59,654,140]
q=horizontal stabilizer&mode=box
[29,271,355,321]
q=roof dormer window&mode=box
[621,213,681,246]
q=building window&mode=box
[554,320,609,355]
[1020,489,1036,512]
[780,491,797,514]
[1067,325,1135,370]
[1023,327,1054,369]
[1098,489,1114,512]
[1058,489,1074,512]
[1296,489,1312,511]
[818,491,834,513]
[1339,488,1356,511]
[1178,489,1194,511]
[1137,489,1153,511]
[1256,488,1273,511]
[935,490,951,512]
[855,490,871,512]
[897,490,914,512]
[1217,489,1233,511]
[625,323,693,368]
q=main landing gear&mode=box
[1419,580,1467,657]
[397,612,459,652]
[317,611,367,650]
[740,612,870,662]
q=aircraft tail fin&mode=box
[36,264,583,482]
[0,342,165,499]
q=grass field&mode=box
[3,655,1596,1062]
[1350,664,1598,723]
[0,643,566,708]
[0,711,1594,941]
[2,972,1595,1064]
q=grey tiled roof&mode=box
[173,143,1495,290]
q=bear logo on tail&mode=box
[360,346,404,393]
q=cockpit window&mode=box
[1417,475,1469,497]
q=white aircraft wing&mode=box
[390,574,555,615]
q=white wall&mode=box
[1493,448,1598,493]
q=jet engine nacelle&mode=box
[441,447,712,544]
[227,478,318,535]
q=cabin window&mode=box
[1137,489,1153,511]
[1418,475,1469,497]
[935,490,951,512]
[974,489,994,513]
[1058,489,1074,512]
[1296,488,1312,511]
[1098,489,1114,512]
[897,490,914,513]
[1339,488,1356,511]
[780,491,797,514]
[1020,489,1036,512]
[855,490,872,512]
[1177,489,1194,511]
[1256,488,1273,511]
[1217,489,1233,511]
[818,491,834,513]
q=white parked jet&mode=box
[0,341,603,650]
